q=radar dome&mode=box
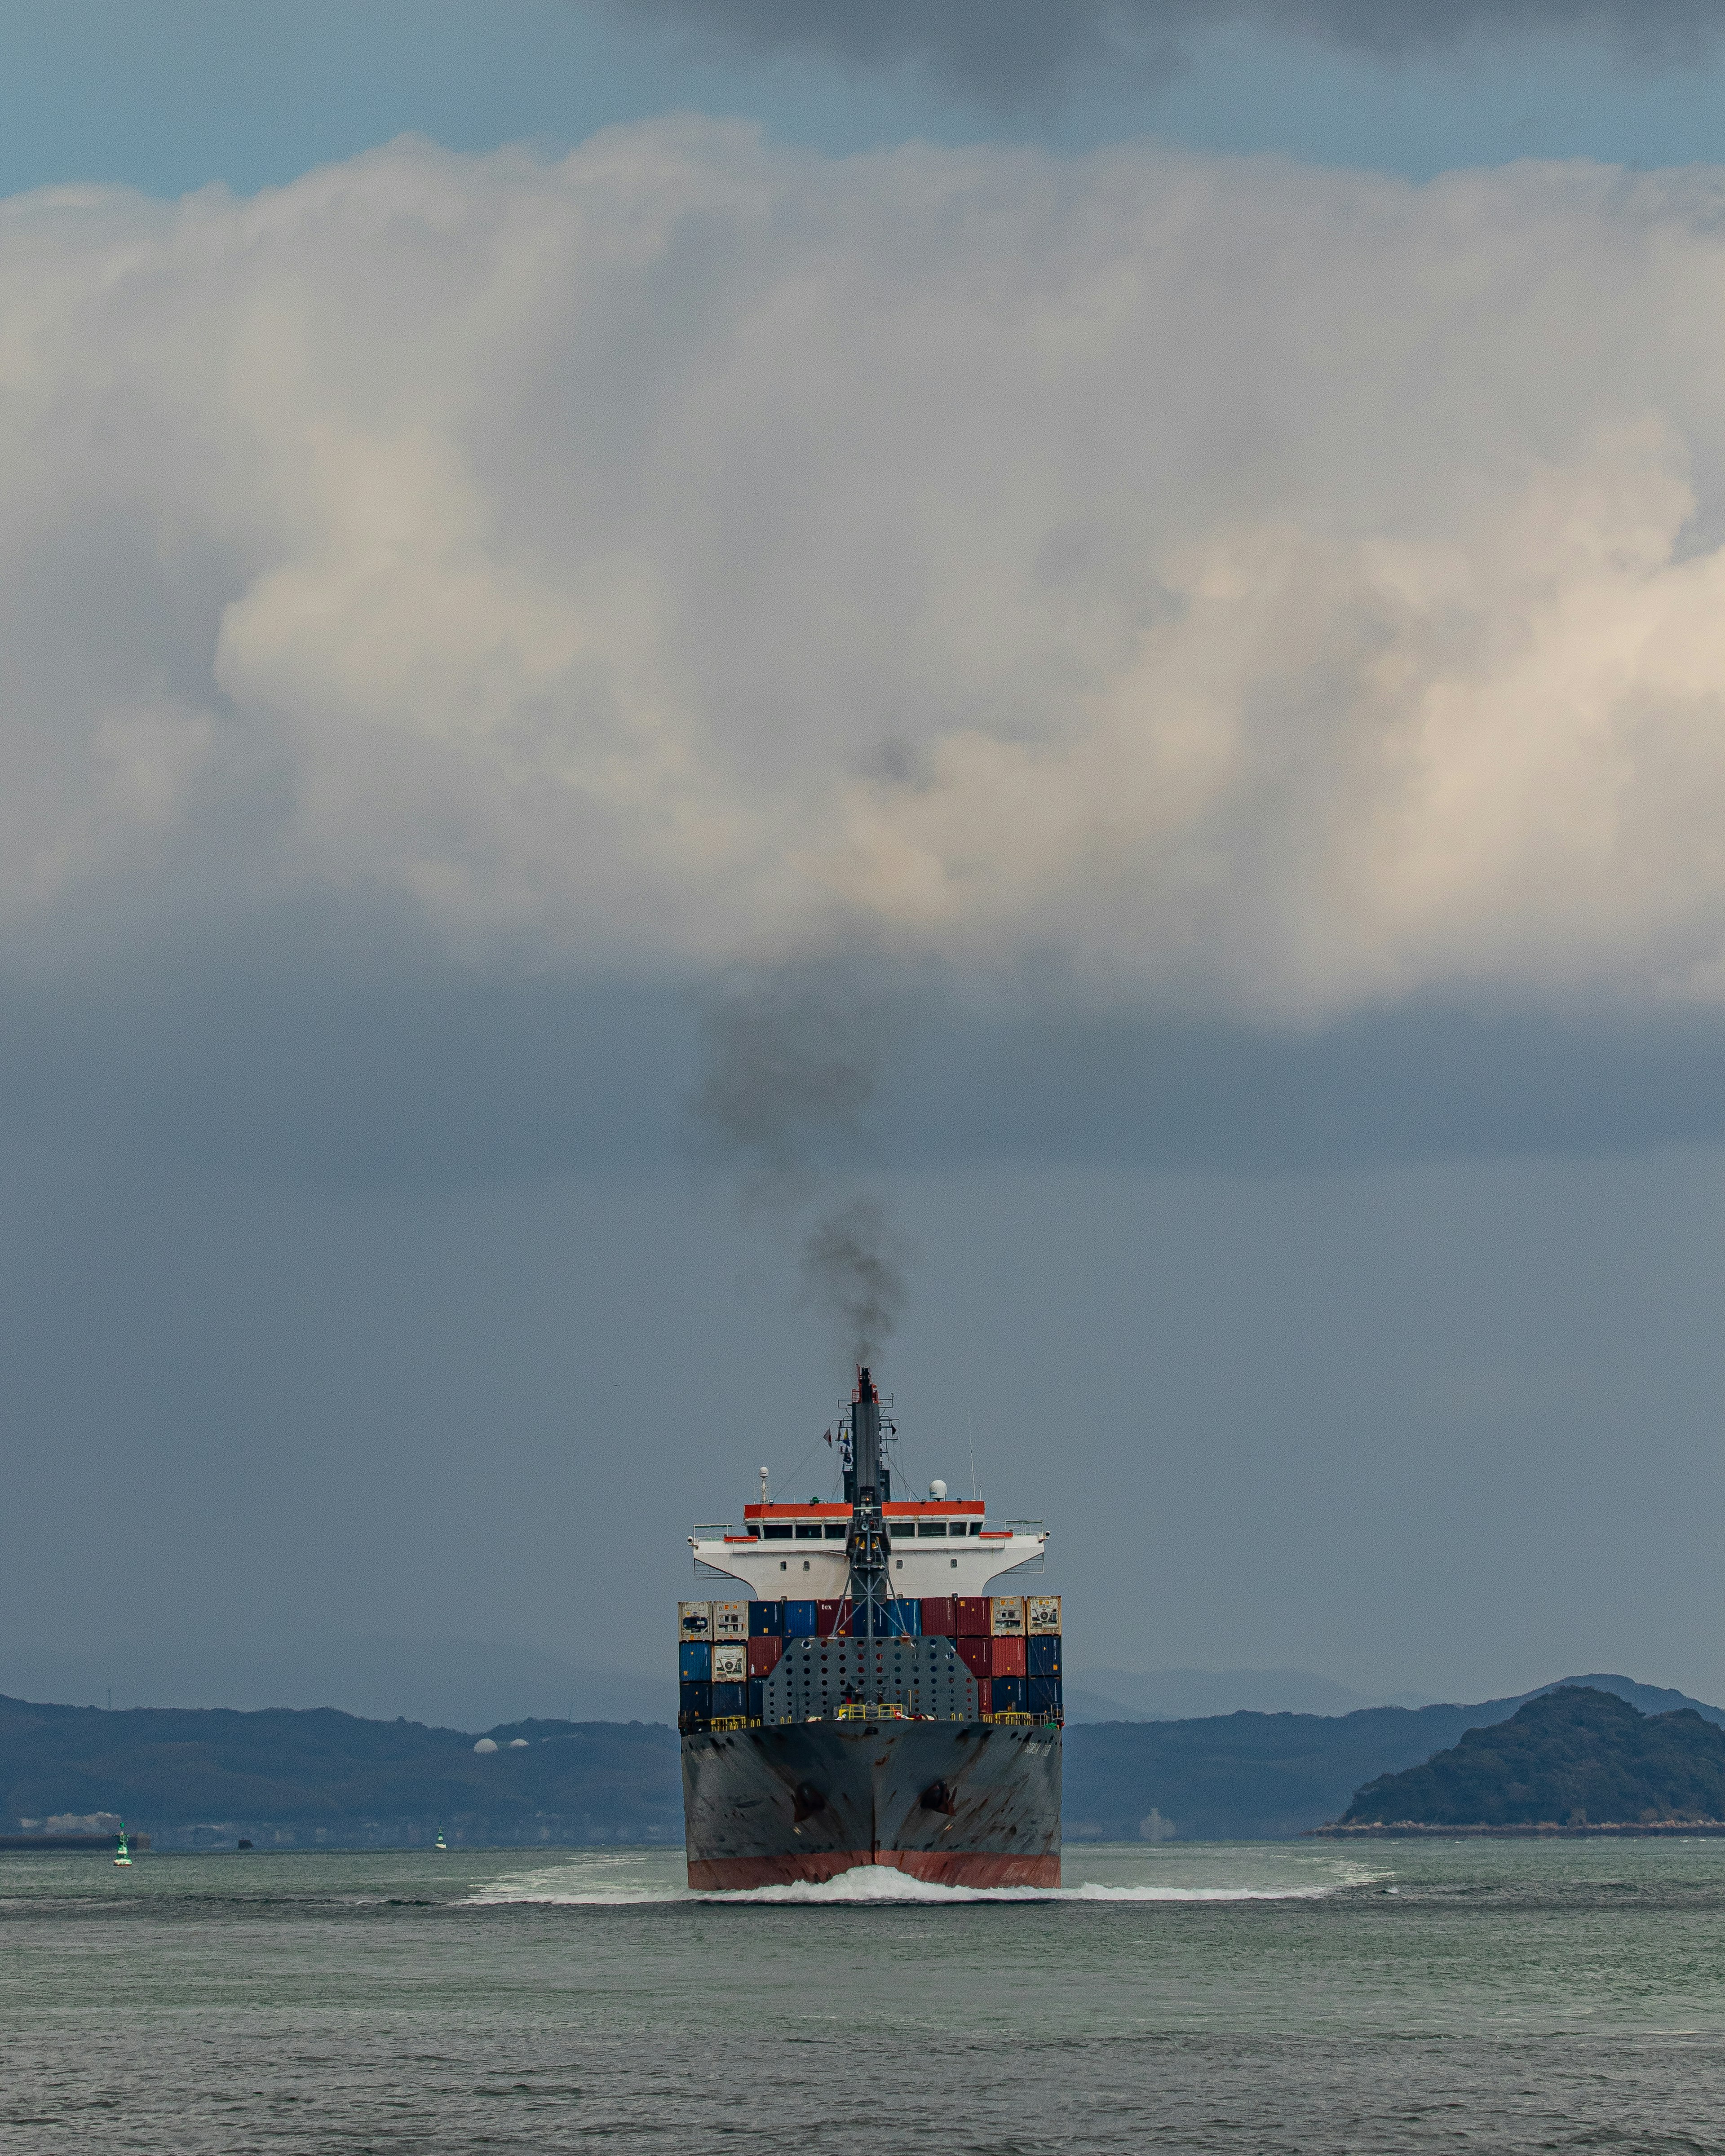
[509,1738,529,1748]
[472,1737,498,1754]
[929,1479,947,1499]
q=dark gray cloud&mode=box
[608,0,1719,100]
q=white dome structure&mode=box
[929,1479,947,1499]
[472,1737,498,1754]
[509,1738,529,1748]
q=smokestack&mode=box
[853,1366,881,1501]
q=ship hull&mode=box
[681,1718,1061,1890]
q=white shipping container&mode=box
[712,1601,748,1640]
[679,1601,713,1639]
[1025,1595,1062,1635]
[990,1596,1026,1636]
[712,1643,749,1684]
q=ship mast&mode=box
[845,1366,893,1702]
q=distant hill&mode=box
[6,1670,1720,1848]
[0,1637,674,1731]
[1061,1674,1725,1840]
[1342,1686,1725,1827]
[1065,1667,1436,1722]
[0,1696,681,1850]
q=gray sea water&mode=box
[7,1838,1725,2151]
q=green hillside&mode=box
[1343,1686,1725,1827]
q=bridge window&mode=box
[824,1524,846,1539]
[794,1525,823,1541]
[762,1524,792,1540]
[918,1522,947,1537]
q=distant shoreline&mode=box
[1309,1821,1725,1838]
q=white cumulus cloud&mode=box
[2,126,1725,1021]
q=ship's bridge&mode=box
[690,1501,1047,1599]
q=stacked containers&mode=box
[846,1600,921,1637]
[679,1641,711,1683]
[679,1602,713,1639]
[816,1599,849,1638]
[712,1602,748,1642]
[748,1635,783,1678]
[1026,1595,1062,1722]
[784,1600,820,1637]
[920,1597,957,1637]
[748,1603,785,1637]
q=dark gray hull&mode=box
[681,1718,1062,1888]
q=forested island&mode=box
[1334,1686,1725,1832]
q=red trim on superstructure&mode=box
[686,1848,1060,1891]
[741,1501,986,1519]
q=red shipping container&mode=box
[955,1634,991,1679]
[817,1599,850,1638]
[974,1679,992,1717]
[748,1636,783,1678]
[991,1636,1026,1678]
[920,1597,957,1636]
[956,1597,991,1635]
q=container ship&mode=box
[677,1368,1062,1888]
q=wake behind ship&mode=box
[677,1368,1062,1888]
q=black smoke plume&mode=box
[692,961,915,1366]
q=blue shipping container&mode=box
[846,1600,922,1637]
[679,1641,712,1682]
[1028,1635,1062,1678]
[991,1675,1029,1712]
[679,1681,711,1715]
[748,1679,765,1720]
[749,1602,784,1638]
[711,1682,747,1716]
[784,1599,819,1637]
[1028,1675,1063,1715]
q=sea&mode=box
[7,1837,1725,2152]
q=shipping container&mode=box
[1027,1634,1062,1678]
[710,1682,747,1717]
[991,1674,1029,1713]
[919,1596,958,1636]
[991,1635,1027,1678]
[1025,1595,1062,1635]
[678,1641,712,1683]
[1028,1675,1063,1718]
[990,1596,1026,1637]
[974,1678,992,1717]
[748,1678,765,1721]
[712,1643,748,1684]
[679,1680,712,1716]
[955,1634,992,1680]
[748,1601,785,1638]
[784,1599,820,1637]
[678,1601,713,1640]
[956,1597,991,1635]
[816,1598,849,1638]
[748,1636,783,1678]
[846,1599,922,1637]
[711,1601,748,1641]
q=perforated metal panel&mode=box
[762,1635,979,1724]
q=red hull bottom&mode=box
[688,1848,1060,1890]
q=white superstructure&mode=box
[690,1498,1046,1600]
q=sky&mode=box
[4,0,1725,1726]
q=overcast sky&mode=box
[3,1,1725,1724]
